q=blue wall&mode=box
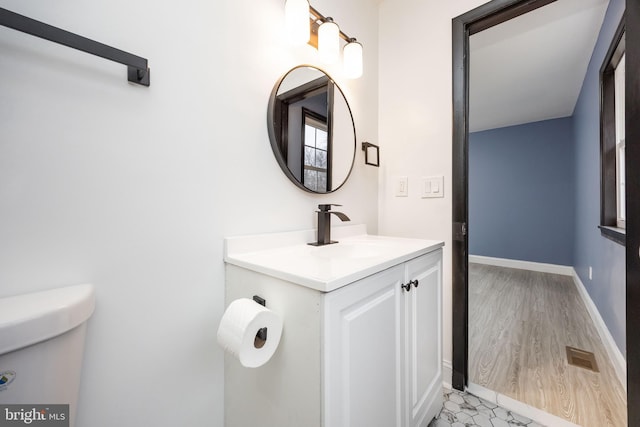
[573,0,625,355]
[469,118,575,266]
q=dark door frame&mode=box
[625,1,640,425]
[452,0,639,424]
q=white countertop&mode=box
[224,224,444,292]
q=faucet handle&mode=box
[318,204,342,212]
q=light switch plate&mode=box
[396,176,408,197]
[421,176,444,198]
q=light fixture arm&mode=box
[309,5,354,43]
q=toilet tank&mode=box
[0,284,95,427]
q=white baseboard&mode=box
[572,269,627,391]
[467,383,581,427]
[442,359,452,390]
[469,255,574,276]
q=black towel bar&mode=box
[0,7,150,86]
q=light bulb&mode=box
[318,17,340,63]
[285,0,310,46]
[343,39,363,79]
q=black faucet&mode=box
[309,204,351,246]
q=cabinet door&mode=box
[324,265,405,427]
[404,250,442,427]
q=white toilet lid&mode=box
[0,283,95,356]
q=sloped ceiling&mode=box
[469,0,610,132]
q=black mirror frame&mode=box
[267,65,357,194]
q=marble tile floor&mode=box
[429,388,545,427]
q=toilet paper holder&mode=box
[253,295,268,344]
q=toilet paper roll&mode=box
[217,298,283,368]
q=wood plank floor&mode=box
[469,263,627,427]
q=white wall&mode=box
[0,0,378,425]
[378,0,490,383]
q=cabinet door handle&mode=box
[401,282,412,292]
[410,279,419,288]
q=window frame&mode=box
[599,15,626,246]
[301,108,330,192]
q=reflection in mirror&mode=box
[267,66,356,193]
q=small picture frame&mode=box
[362,142,380,167]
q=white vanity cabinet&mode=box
[223,225,443,427]
[324,250,442,427]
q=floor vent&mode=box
[566,346,599,372]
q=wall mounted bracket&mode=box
[0,7,150,86]
[362,142,380,167]
[252,295,268,345]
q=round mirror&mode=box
[267,65,356,193]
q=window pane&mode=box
[304,125,316,148]
[317,172,327,192]
[618,143,626,222]
[304,146,315,167]
[615,54,625,141]
[317,149,327,168]
[304,169,318,191]
[620,183,626,221]
[615,53,625,226]
[316,129,328,150]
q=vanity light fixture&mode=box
[285,2,364,78]
[285,0,310,46]
[343,38,363,79]
[318,17,340,63]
